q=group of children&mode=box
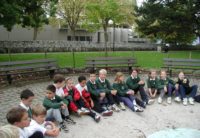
[1,69,199,138]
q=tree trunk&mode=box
[33,27,38,40]
[71,28,76,69]
[103,24,108,57]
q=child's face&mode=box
[33,115,46,125]
[150,71,157,78]
[66,80,74,89]
[160,71,167,79]
[15,112,30,128]
[80,80,86,87]
[46,91,55,99]
[56,81,65,89]
[178,72,185,80]
[99,73,106,80]
[22,96,34,107]
[90,74,96,82]
[119,76,124,82]
[131,70,138,77]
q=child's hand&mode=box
[52,128,60,136]
[175,84,179,90]
[164,86,167,92]
[64,93,69,96]
[90,100,94,108]
[138,80,144,85]
[100,92,106,98]
[127,90,134,95]
[111,90,117,95]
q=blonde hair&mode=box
[65,77,72,83]
[114,72,124,83]
[32,104,47,116]
[99,69,107,75]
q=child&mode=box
[75,75,101,122]
[53,74,75,124]
[86,73,113,116]
[96,69,121,112]
[43,84,69,132]
[19,89,35,118]
[146,70,159,98]
[176,72,197,105]
[126,69,154,106]
[113,72,144,112]
[6,107,43,138]
[26,104,60,138]
[0,124,19,138]
[63,77,89,115]
[157,70,180,104]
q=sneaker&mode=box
[167,97,172,104]
[158,97,162,104]
[147,99,155,105]
[107,105,112,111]
[112,104,120,112]
[101,110,113,116]
[134,106,143,112]
[81,107,90,114]
[94,115,101,123]
[64,116,76,124]
[174,97,181,103]
[77,109,84,116]
[119,102,126,111]
[188,97,194,105]
[59,123,69,132]
[183,98,188,106]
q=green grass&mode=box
[0,51,200,69]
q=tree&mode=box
[58,0,86,41]
[84,0,130,56]
[20,0,58,40]
[134,0,198,45]
[0,0,22,31]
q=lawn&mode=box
[0,51,200,69]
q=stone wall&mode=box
[0,41,157,53]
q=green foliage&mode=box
[134,0,199,45]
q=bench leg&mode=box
[169,69,172,77]
[49,70,55,79]
[7,74,12,84]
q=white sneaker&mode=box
[119,102,126,111]
[81,107,90,114]
[112,104,120,112]
[147,99,155,105]
[174,97,181,103]
[189,97,194,105]
[167,97,172,104]
[134,106,143,112]
[94,115,101,122]
[183,98,188,106]
[77,109,84,116]
[158,97,162,104]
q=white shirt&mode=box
[55,87,65,97]
[19,127,29,138]
[99,77,105,83]
[26,119,46,137]
[75,83,88,96]
[131,75,137,79]
[19,102,29,111]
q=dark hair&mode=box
[78,75,86,83]
[46,84,56,93]
[20,89,34,100]
[53,74,65,83]
[132,69,138,73]
[6,107,27,124]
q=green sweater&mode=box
[113,82,129,96]
[146,77,159,89]
[157,77,175,90]
[126,76,144,90]
[95,78,113,94]
[43,95,68,110]
[87,80,100,97]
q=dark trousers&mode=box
[133,86,149,103]
[120,95,145,110]
[179,85,197,99]
[106,93,121,105]
[167,83,179,97]
[92,97,107,113]
[29,131,44,138]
